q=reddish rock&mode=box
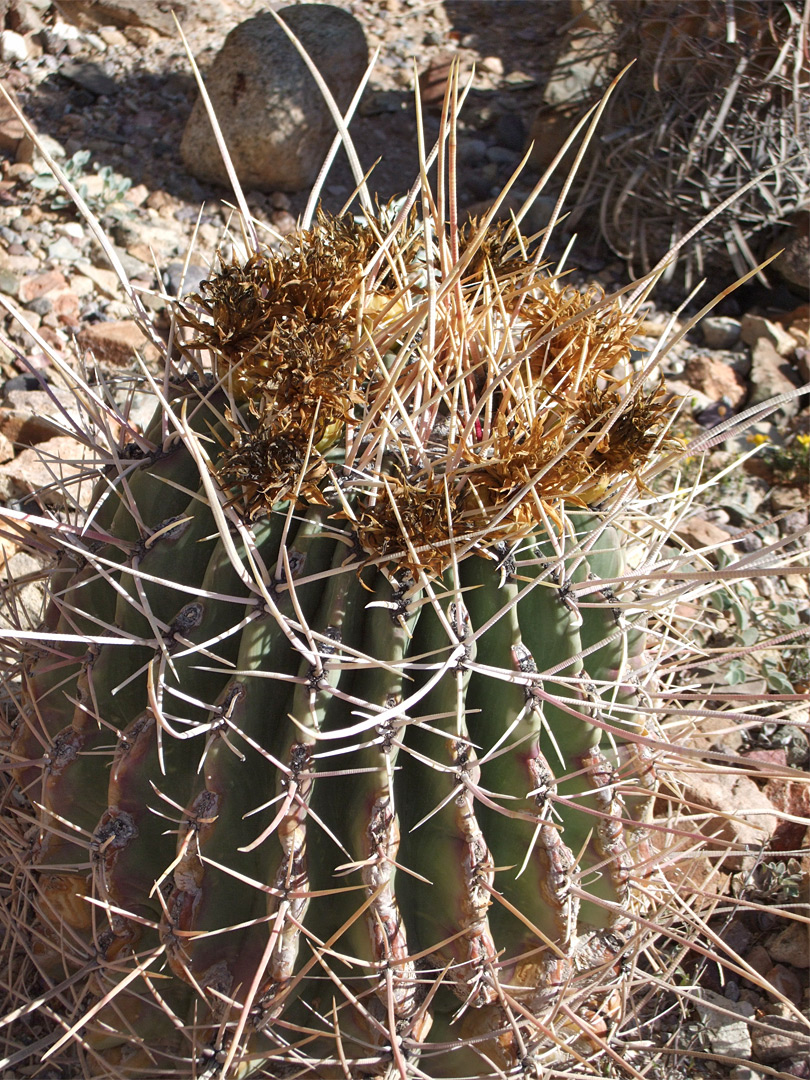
[0,528,25,563]
[786,314,809,350]
[144,189,175,213]
[765,778,810,851]
[44,290,81,327]
[745,944,773,977]
[783,1056,810,1079]
[767,922,810,970]
[663,770,778,871]
[657,851,729,898]
[740,748,789,768]
[123,25,157,47]
[0,81,34,162]
[765,778,810,818]
[0,435,93,508]
[0,389,79,446]
[60,0,221,36]
[77,319,158,366]
[771,486,810,514]
[752,1015,810,1065]
[419,53,454,107]
[784,304,809,356]
[769,212,809,295]
[125,242,154,266]
[684,354,747,407]
[740,313,799,357]
[674,515,734,554]
[18,270,68,304]
[0,427,13,464]
[765,964,804,1005]
[126,183,149,207]
[748,338,803,416]
[528,104,580,172]
[4,161,35,181]
[270,209,297,237]
[37,326,66,350]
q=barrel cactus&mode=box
[1,41,808,1080]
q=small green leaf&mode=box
[726,659,747,685]
[729,598,749,631]
[69,149,92,170]
[761,659,794,694]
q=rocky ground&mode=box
[0,1,809,1076]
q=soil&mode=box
[8,1,570,224]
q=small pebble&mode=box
[486,145,520,165]
[48,236,81,261]
[493,112,526,151]
[458,137,488,163]
[56,222,85,240]
[26,296,52,317]
[702,315,741,349]
[162,262,209,298]
[3,374,43,395]
[0,30,28,63]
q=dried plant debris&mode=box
[169,209,676,572]
[562,0,810,290]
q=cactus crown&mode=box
[172,204,674,576]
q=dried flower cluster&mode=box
[174,210,674,575]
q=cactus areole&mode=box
[5,82,688,1078]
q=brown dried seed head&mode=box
[174,207,675,574]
